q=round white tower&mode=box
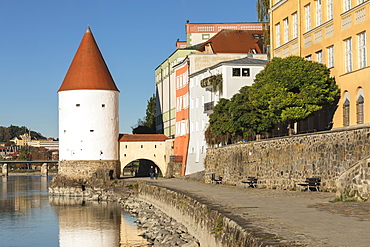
[57,27,120,180]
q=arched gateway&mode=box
[119,134,171,177]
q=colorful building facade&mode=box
[270,0,370,129]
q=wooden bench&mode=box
[242,177,258,188]
[210,173,223,184]
[298,177,321,191]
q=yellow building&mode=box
[270,0,370,128]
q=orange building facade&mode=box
[174,62,190,176]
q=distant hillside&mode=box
[0,125,46,143]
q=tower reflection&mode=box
[49,196,148,247]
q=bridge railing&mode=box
[0,161,58,177]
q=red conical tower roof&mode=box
[58,27,119,92]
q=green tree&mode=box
[253,56,340,135]
[228,86,271,139]
[206,98,232,145]
[144,94,156,130]
[18,146,31,161]
[206,56,340,143]
[132,94,156,134]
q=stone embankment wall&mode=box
[205,125,370,195]
[336,156,370,201]
[58,160,121,180]
[138,183,282,247]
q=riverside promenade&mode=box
[131,177,370,247]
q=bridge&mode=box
[0,160,58,177]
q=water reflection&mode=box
[0,176,148,247]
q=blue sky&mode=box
[0,0,258,138]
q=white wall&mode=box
[59,90,119,161]
[186,61,266,175]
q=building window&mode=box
[357,93,364,124]
[345,38,353,73]
[102,104,105,107]
[358,0,365,4]
[183,93,189,109]
[358,32,366,69]
[275,23,281,47]
[316,50,323,63]
[76,104,80,107]
[316,0,322,26]
[343,92,350,126]
[292,12,298,39]
[305,4,311,32]
[344,0,351,12]
[306,55,312,61]
[283,18,289,43]
[90,130,94,132]
[328,45,334,68]
[202,34,210,40]
[232,68,250,77]
[327,0,333,20]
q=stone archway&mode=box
[122,159,163,178]
[119,134,171,177]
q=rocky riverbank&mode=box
[123,197,200,247]
[49,176,200,246]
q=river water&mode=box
[0,176,148,247]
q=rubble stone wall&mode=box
[58,160,121,180]
[205,125,370,196]
[336,156,370,201]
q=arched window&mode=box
[357,89,364,124]
[343,92,350,126]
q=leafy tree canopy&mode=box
[254,56,339,127]
[132,94,156,134]
[206,56,340,144]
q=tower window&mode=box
[90,130,94,132]
[76,104,80,107]
[102,104,105,107]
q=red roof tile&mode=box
[58,27,119,92]
[197,29,264,54]
[119,134,169,142]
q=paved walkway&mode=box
[130,177,370,247]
